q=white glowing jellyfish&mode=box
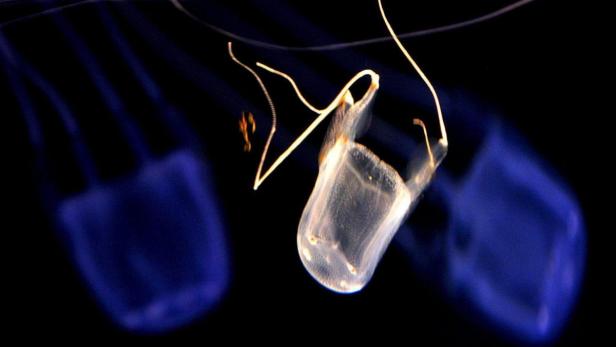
[229,0,448,293]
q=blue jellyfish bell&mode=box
[444,121,586,342]
[1,8,230,332]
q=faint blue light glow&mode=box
[445,123,585,342]
[2,9,230,331]
[2,1,586,339]
[57,149,228,332]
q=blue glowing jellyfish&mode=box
[391,117,585,343]
[444,122,585,342]
[1,9,229,331]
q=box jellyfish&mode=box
[0,9,229,332]
[445,123,585,342]
[388,115,585,342]
[229,0,448,292]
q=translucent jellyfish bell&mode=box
[228,0,448,293]
[445,123,585,342]
[298,95,408,291]
[297,83,446,292]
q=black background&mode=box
[3,0,604,344]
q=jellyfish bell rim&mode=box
[54,149,230,332]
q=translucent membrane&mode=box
[294,76,444,292]
[298,137,412,292]
[446,124,585,342]
[2,7,229,332]
[57,149,228,331]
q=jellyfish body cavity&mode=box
[231,0,448,293]
[298,136,414,292]
[297,83,439,293]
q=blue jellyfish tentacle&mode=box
[1,34,43,148]
[96,2,201,152]
[51,11,151,163]
[0,32,99,187]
